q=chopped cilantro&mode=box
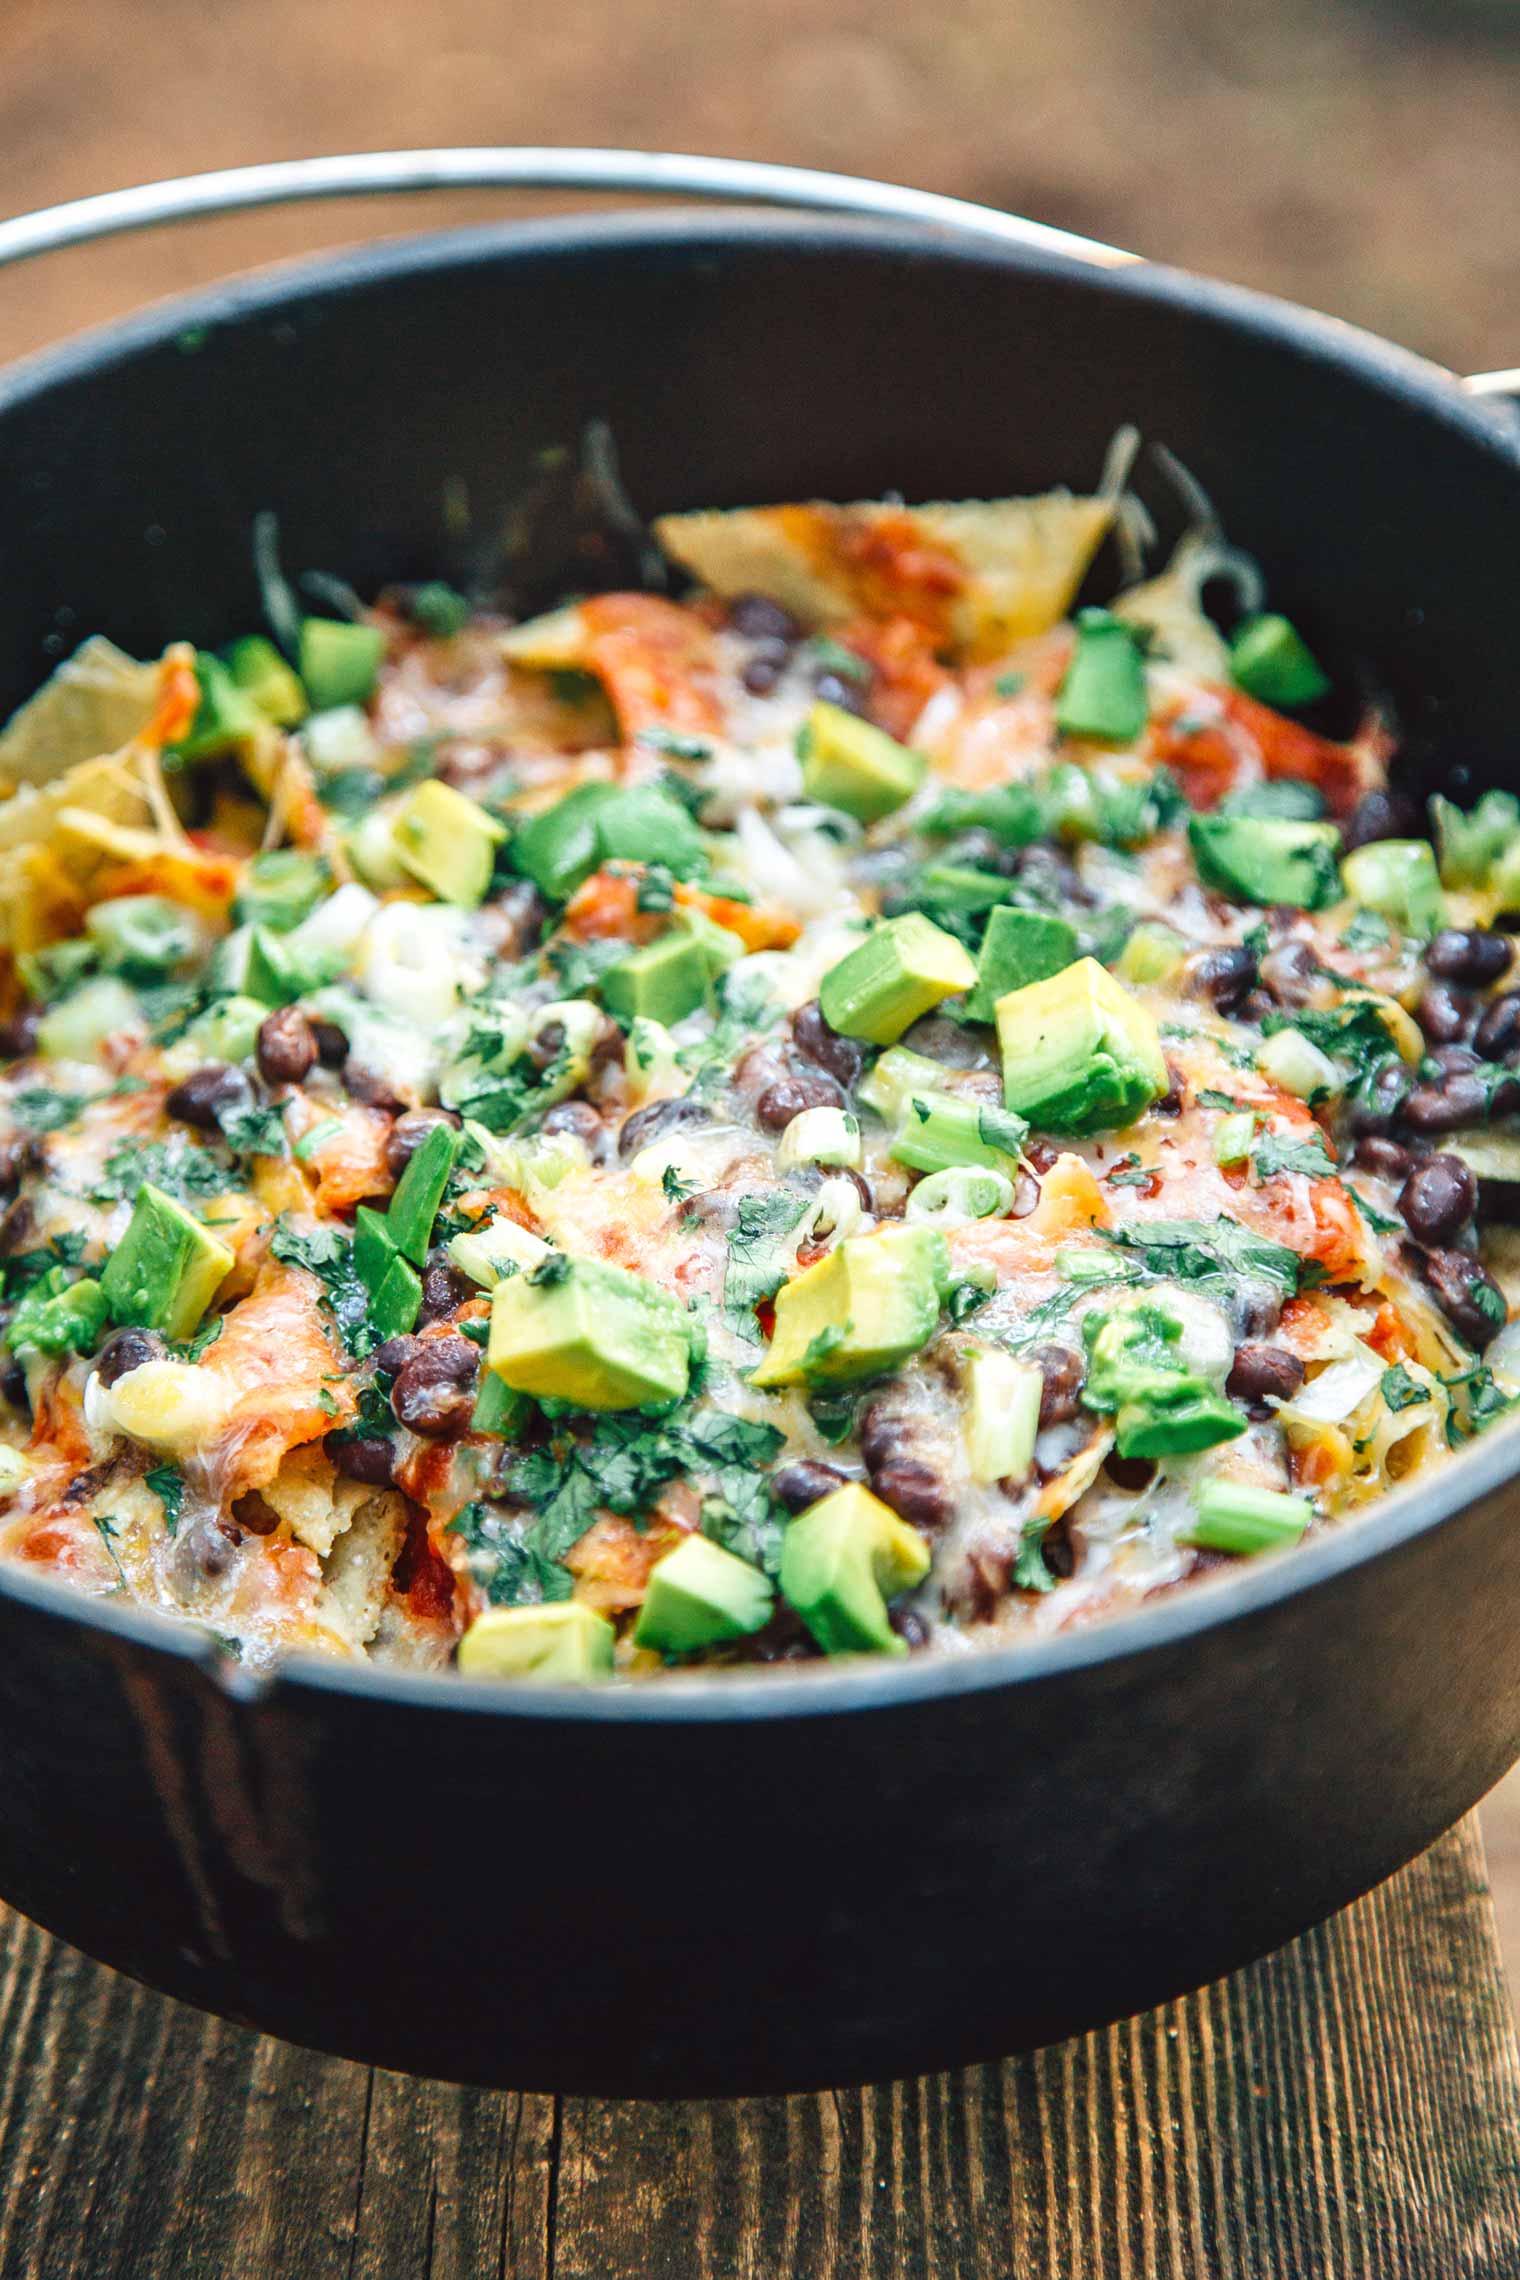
[1252,1129,1338,1183]
[92,1512,127,1588]
[7,1086,84,1133]
[1101,1217,1301,1307]
[448,1500,576,1607]
[1106,1153,1152,1189]
[1340,907,1393,953]
[270,1218,370,1352]
[723,1184,815,1333]
[637,728,714,761]
[145,1464,186,1535]
[1380,1364,1428,1414]
[661,1163,698,1207]
[88,1134,230,1207]
[993,671,1026,698]
[1196,1088,1243,1112]
[806,637,872,686]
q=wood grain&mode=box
[0,1820,1514,2278]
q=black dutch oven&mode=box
[0,151,1518,2097]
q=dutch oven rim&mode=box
[3,204,1519,1724]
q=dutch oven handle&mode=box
[0,147,1510,405]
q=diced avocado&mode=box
[100,1183,233,1342]
[856,1045,944,1122]
[488,1254,695,1411]
[963,906,1078,1023]
[996,957,1167,1136]
[1055,610,1148,743]
[509,783,618,901]
[369,1253,422,1343]
[818,915,977,1046]
[1229,613,1330,710]
[593,786,706,876]
[1081,1300,1246,1459]
[298,617,384,710]
[1188,814,1342,910]
[1116,920,1186,986]
[36,977,140,1060]
[672,904,746,975]
[457,1601,615,1682]
[233,849,328,934]
[7,1270,107,1358]
[1341,840,1443,938]
[1183,1477,1312,1555]
[633,1533,775,1654]
[386,1122,460,1267]
[751,1225,948,1390]
[890,1090,1027,1177]
[601,930,711,1025]
[170,652,264,761]
[85,894,200,981]
[798,701,926,823]
[963,1347,1042,1484]
[392,780,506,909]
[178,995,266,1066]
[469,1370,532,1438]
[778,1481,931,1656]
[407,582,472,639]
[449,1221,553,1286]
[226,635,308,725]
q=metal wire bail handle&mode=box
[0,146,1509,399]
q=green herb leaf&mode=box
[145,1464,186,1535]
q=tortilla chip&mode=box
[654,493,1118,660]
[0,637,161,795]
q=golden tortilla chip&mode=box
[0,637,162,795]
[654,492,1118,659]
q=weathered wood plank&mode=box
[0,1822,1512,2277]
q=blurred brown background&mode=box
[5,0,1520,1984]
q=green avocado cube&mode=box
[1340,840,1443,939]
[778,1481,931,1656]
[890,1090,1027,1177]
[233,849,328,934]
[488,1255,694,1411]
[1188,814,1342,910]
[751,1225,948,1389]
[7,1271,108,1359]
[392,780,506,909]
[798,701,926,823]
[963,906,1078,1023]
[226,635,308,726]
[592,785,706,876]
[996,957,1167,1135]
[633,1534,775,1654]
[100,1183,233,1342]
[509,784,618,900]
[1081,1301,1246,1459]
[386,1122,460,1267]
[818,914,977,1046]
[1055,610,1149,743]
[457,1601,615,1682]
[601,930,712,1025]
[298,617,384,711]
[1229,613,1330,710]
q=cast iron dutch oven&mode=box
[0,150,1518,2097]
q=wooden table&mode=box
[0,1818,1517,2278]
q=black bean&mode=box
[493,878,550,958]
[540,1100,610,1158]
[1401,1072,1490,1134]
[1426,928,1514,987]
[385,1108,460,1182]
[730,592,802,643]
[1399,1152,1477,1245]
[418,1253,476,1326]
[343,1056,406,1112]
[858,1400,910,1475]
[1475,992,1520,1062]
[0,1009,39,1059]
[677,1188,738,1231]
[1032,1343,1086,1427]
[231,1489,282,1537]
[0,1199,33,1259]
[1233,1284,1285,1340]
[1009,842,1092,905]
[256,1005,317,1086]
[372,1334,426,1378]
[310,1017,349,1067]
[324,1430,396,1487]
[588,1014,625,1074]
[791,999,864,1088]
[742,641,790,696]
[888,1606,931,1650]
[164,1063,252,1132]
[870,1457,952,1533]
[1226,1343,1305,1413]
[1348,1062,1412,1136]
[0,1133,37,1197]
[172,1515,240,1586]
[1341,789,1420,851]
[755,1072,847,1132]
[617,1095,710,1160]
[1186,945,1258,1014]
[1422,1247,1507,1349]
[771,1459,847,1513]
[1353,1135,1415,1182]
[0,1356,27,1413]
[94,1326,165,1386]
[1413,984,1471,1046]
[1431,1043,1481,1074]
[390,1335,479,1437]
[1258,939,1318,1009]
